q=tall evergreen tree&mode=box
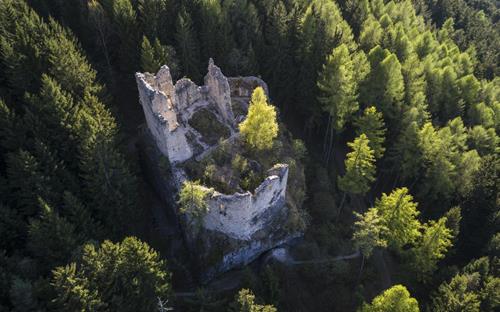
[375,187,421,251]
[354,106,386,159]
[360,285,420,312]
[338,134,376,213]
[317,44,360,163]
[52,237,171,312]
[175,8,201,81]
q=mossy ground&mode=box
[188,108,231,146]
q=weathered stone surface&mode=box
[204,58,235,126]
[135,60,302,281]
[136,71,193,163]
[203,164,288,240]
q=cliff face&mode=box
[135,60,303,280]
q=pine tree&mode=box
[137,0,169,41]
[62,192,104,242]
[178,180,213,228]
[468,126,498,156]
[431,273,481,312]
[418,123,456,200]
[78,94,138,238]
[362,47,405,125]
[239,87,279,151]
[338,134,376,197]
[317,44,359,163]
[111,0,139,73]
[354,106,386,159]
[410,217,453,279]
[175,8,201,81]
[141,36,179,76]
[230,289,277,312]
[27,199,78,274]
[360,285,420,312]
[88,0,113,78]
[5,150,51,217]
[52,237,171,312]
[198,0,233,67]
[375,187,421,251]
[353,208,388,258]
[353,207,388,279]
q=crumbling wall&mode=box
[204,58,235,126]
[203,164,288,240]
[136,70,193,163]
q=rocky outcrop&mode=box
[135,60,302,281]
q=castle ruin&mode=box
[135,59,302,279]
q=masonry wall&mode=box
[203,164,288,240]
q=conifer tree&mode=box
[5,150,50,217]
[353,208,388,259]
[52,237,171,312]
[141,36,179,75]
[62,192,103,242]
[27,199,78,274]
[338,134,376,215]
[431,273,481,312]
[375,187,421,251]
[239,87,279,151]
[88,0,113,78]
[418,123,456,200]
[178,180,213,228]
[230,289,277,312]
[175,8,201,81]
[354,106,386,159]
[353,208,388,278]
[362,47,405,125]
[111,0,139,73]
[78,94,138,238]
[410,217,453,279]
[198,0,233,67]
[137,0,169,41]
[338,134,376,196]
[317,44,359,163]
[360,285,420,312]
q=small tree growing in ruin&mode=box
[239,87,278,151]
[178,181,213,229]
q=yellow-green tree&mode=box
[178,181,213,227]
[239,87,278,150]
[354,106,386,159]
[359,285,420,312]
[230,289,277,312]
[337,133,376,218]
[411,217,453,280]
[338,134,376,197]
[375,188,421,251]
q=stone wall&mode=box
[203,164,288,240]
[136,68,193,163]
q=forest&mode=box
[0,0,498,311]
